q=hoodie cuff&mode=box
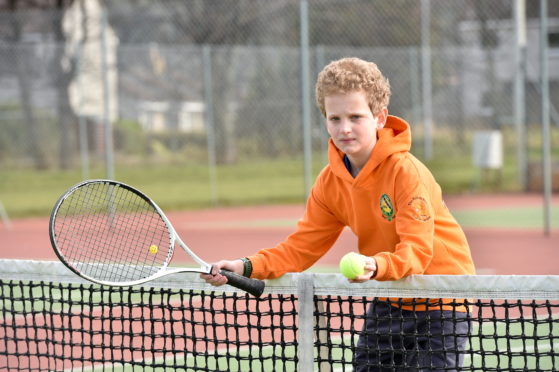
[372,254,389,280]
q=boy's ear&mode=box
[376,107,388,129]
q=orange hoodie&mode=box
[248,115,475,281]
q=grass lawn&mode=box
[0,148,533,219]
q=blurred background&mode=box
[0,0,557,221]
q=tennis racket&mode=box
[49,179,265,297]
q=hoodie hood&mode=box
[327,115,412,183]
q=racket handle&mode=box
[220,269,265,297]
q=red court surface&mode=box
[0,193,558,275]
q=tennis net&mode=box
[1,259,558,371]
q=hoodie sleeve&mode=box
[248,177,345,279]
[373,158,436,281]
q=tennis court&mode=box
[1,193,558,273]
[1,260,559,371]
[2,0,559,370]
[1,194,559,370]
[78,321,559,372]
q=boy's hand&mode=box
[349,256,377,283]
[200,259,244,286]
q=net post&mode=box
[316,300,332,372]
[297,272,315,371]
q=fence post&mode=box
[409,47,422,130]
[421,0,433,160]
[203,45,219,206]
[540,0,552,236]
[514,0,527,191]
[100,7,114,180]
[300,0,312,198]
[297,273,315,371]
[315,45,328,166]
[0,201,11,229]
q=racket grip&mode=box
[220,269,265,297]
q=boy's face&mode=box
[324,90,387,163]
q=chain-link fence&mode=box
[0,0,558,210]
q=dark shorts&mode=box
[353,300,470,372]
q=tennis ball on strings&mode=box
[339,252,366,280]
[149,245,158,254]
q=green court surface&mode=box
[92,321,559,372]
[6,282,556,371]
[188,204,559,230]
[453,205,559,229]
[464,312,559,370]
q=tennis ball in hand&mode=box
[339,252,366,279]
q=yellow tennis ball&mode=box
[149,245,158,254]
[339,252,366,279]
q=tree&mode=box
[109,0,298,164]
[1,0,79,170]
[167,0,297,164]
[2,0,50,169]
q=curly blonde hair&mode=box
[315,57,391,117]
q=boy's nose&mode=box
[340,120,352,132]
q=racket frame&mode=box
[49,180,263,297]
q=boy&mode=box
[202,57,475,371]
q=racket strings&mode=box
[53,182,172,282]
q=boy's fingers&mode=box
[200,266,228,286]
[348,264,377,283]
[199,259,244,286]
[211,265,220,276]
